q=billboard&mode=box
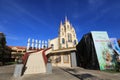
[91,31,116,70]
[110,38,120,55]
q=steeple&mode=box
[65,16,68,22]
[59,21,63,34]
[59,21,63,29]
[60,21,62,26]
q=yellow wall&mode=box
[50,53,71,67]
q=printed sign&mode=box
[110,38,120,55]
[91,31,116,70]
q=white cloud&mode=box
[91,7,111,22]
[0,25,20,41]
[0,26,20,43]
[7,1,48,27]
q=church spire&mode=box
[65,16,68,22]
[59,21,63,29]
[60,21,62,26]
[59,21,63,33]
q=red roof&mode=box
[8,46,26,49]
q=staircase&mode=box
[22,47,52,74]
[24,50,46,74]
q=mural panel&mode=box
[91,31,116,70]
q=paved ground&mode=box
[20,67,79,80]
[0,65,15,80]
[61,67,120,80]
[0,64,120,80]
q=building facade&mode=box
[9,46,26,61]
[49,17,78,50]
[48,17,78,67]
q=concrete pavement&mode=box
[0,64,120,80]
[0,65,15,80]
[20,67,79,80]
[61,67,120,80]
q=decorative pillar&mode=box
[35,40,38,49]
[27,38,30,51]
[48,39,50,47]
[38,40,41,49]
[45,40,47,48]
[42,40,44,48]
[31,39,34,49]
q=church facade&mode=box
[49,17,78,50]
[48,17,78,67]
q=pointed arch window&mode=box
[67,25,69,29]
[62,38,65,44]
[74,40,76,45]
[68,33,72,42]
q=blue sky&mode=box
[0,0,120,46]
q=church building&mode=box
[49,17,78,50]
[48,17,78,67]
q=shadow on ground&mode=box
[61,68,105,80]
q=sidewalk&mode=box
[20,67,79,80]
[0,65,79,80]
[61,67,120,80]
[0,65,15,80]
[1,64,120,80]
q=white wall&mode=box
[49,37,58,50]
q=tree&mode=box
[0,32,11,65]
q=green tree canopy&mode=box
[0,32,6,49]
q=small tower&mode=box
[59,21,63,34]
[45,40,47,48]
[27,38,30,51]
[48,39,50,47]
[42,40,44,48]
[31,39,35,49]
[35,40,38,49]
[38,40,41,49]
